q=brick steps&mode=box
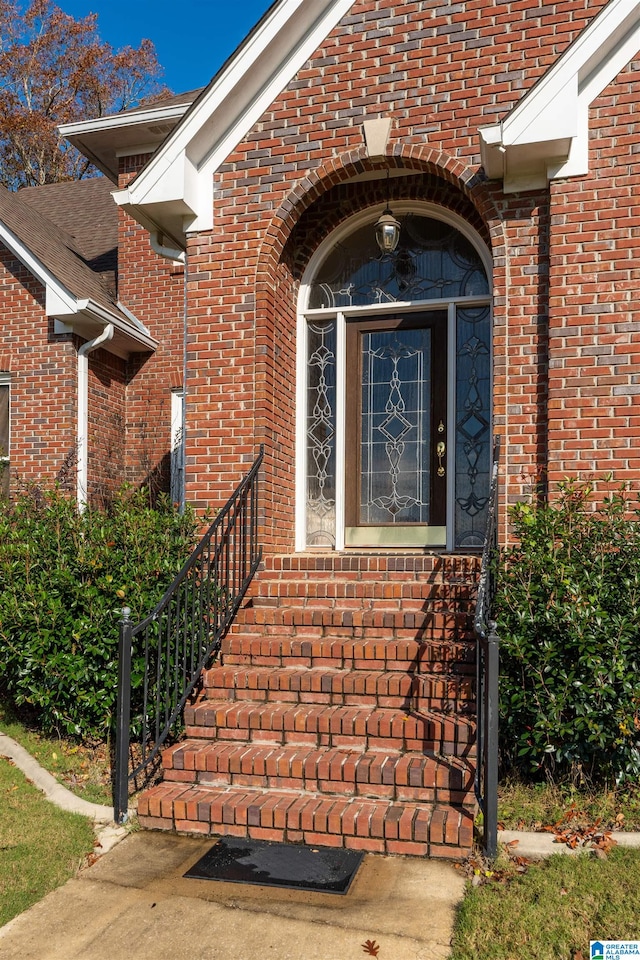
[184,700,475,755]
[137,553,479,859]
[251,580,477,605]
[162,741,474,805]
[222,635,473,670]
[262,553,480,578]
[201,664,473,711]
[137,782,474,858]
[237,605,473,637]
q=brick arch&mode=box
[256,145,505,287]
[252,147,507,551]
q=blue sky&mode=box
[59,1,276,93]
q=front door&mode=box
[345,311,447,547]
[300,207,492,552]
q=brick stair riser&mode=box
[183,702,475,756]
[221,637,475,672]
[203,688,472,713]
[160,742,474,805]
[200,669,473,712]
[137,784,475,858]
[262,553,480,576]
[249,583,478,605]
[163,771,471,806]
[236,607,474,631]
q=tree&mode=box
[0,0,169,188]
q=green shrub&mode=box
[0,485,198,741]
[496,481,640,786]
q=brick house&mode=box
[3,0,640,856]
[0,170,188,505]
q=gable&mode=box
[72,0,640,254]
[0,182,156,358]
[480,0,640,191]
[112,0,356,245]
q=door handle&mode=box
[436,440,446,477]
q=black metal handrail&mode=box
[114,447,263,822]
[474,435,501,858]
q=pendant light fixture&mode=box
[375,169,401,254]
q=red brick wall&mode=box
[118,155,186,499]
[0,246,133,501]
[176,0,610,548]
[547,59,640,489]
[87,346,127,505]
[0,248,77,492]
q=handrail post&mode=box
[483,620,500,859]
[114,607,133,824]
[473,437,501,858]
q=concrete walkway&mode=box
[3,730,640,959]
[0,830,464,960]
[0,731,465,960]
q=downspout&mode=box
[180,254,188,513]
[77,324,114,511]
[150,233,186,264]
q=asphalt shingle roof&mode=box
[0,178,118,311]
[19,177,117,293]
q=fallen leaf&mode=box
[362,940,380,957]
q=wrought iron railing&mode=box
[473,436,501,858]
[114,448,263,823]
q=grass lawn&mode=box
[0,700,113,806]
[0,756,97,928]
[499,779,640,832]
[451,846,640,960]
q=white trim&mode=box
[0,373,9,498]
[334,313,346,552]
[296,203,492,551]
[59,100,198,140]
[294,309,308,552]
[479,0,640,191]
[113,0,355,239]
[0,219,77,317]
[170,387,186,509]
[0,217,156,355]
[77,325,114,510]
[299,201,493,308]
[0,371,9,461]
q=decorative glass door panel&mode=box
[345,313,447,547]
[302,211,492,551]
[305,320,337,547]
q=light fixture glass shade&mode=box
[375,210,401,253]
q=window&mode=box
[0,374,9,499]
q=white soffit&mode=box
[113,0,355,243]
[59,97,198,183]
[479,0,640,192]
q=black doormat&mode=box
[184,837,364,894]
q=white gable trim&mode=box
[113,0,355,245]
[0,218,78,317]
[480,0,640,192]
[0,219,156,357]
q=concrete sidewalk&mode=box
[0,830,465,960]
[1,728,464,959]
[6,726,640,960]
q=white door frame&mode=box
[295,202,493,553]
